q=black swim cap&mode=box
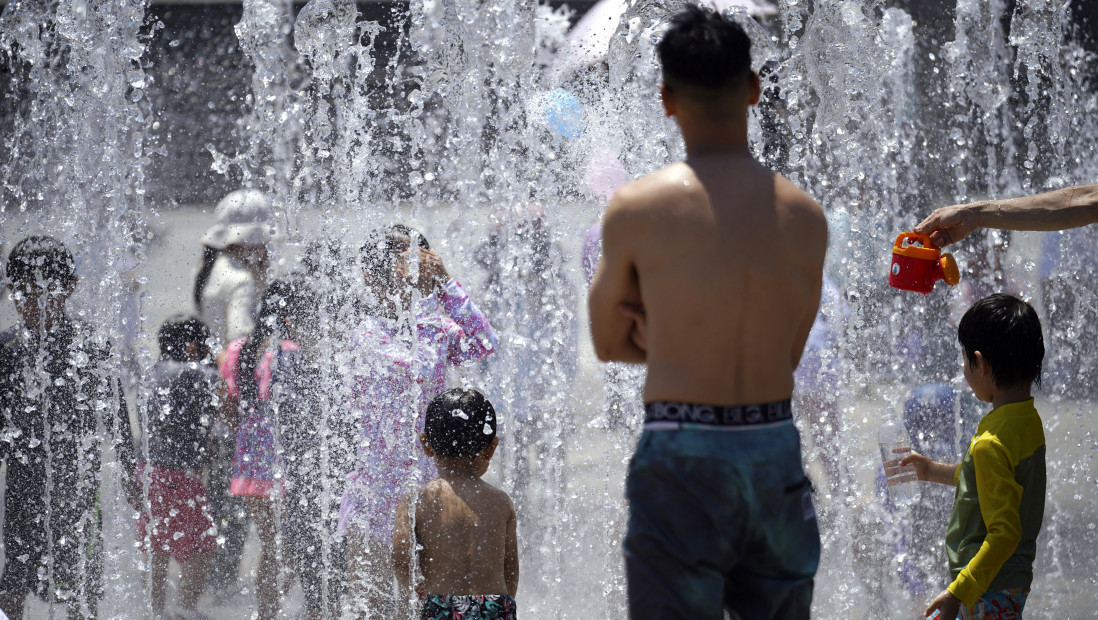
[424,388,497,459]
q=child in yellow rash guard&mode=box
[900,294,1046,620]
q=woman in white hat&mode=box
[192,188,275,599]
[193,188,275,346]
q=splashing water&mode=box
[1,0,1097,618]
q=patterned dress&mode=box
[222,337,299,497]
[338,280,497,541]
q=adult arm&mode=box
[788,196,828,370]
[947,438,1024,608]
[224,280,258,342]
[789,276,823,371]
[588,198,645,363]
[916,184,1098,247]
[438,279,500,365]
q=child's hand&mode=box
[897,449,933,482]
[616,302,647,352]
[925,589,961,619]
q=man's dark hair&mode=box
[657,5,752,93]
[159,315,212,362]
[424,388,497,459]
[958,293,1044,389]
[5,235,77,292]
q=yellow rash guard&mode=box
[945,398,1046,608]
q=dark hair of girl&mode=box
[237,278,317,410]
[193,245,220,312]
[359,224,430,277]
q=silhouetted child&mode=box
[900,294,1046,620]
[393,388,519,620]
[0,236,138,620]
[138,315,219,618]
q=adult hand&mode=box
[925,589,962,620]
[914,204,980,248]
[617,302,647,352]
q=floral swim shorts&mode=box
[958,588,1029,620]
[421,594,517,620]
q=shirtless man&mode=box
[588,7,827,619]
[392,388,519,620]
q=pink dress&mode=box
[221,337,299,497]
[338,280,497,541]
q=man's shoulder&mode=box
[603,164,697,234]
[613,163,695,207]
[774,175,825,223]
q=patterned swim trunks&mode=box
[959,588,1029,620]
[421,594,517,620]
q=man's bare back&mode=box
[395,475,518,598]
[591,153,827,405]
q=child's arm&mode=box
[504,498,519,598]
[898,450,959,486]
[945,438,1025,609]
[392,493,417,599]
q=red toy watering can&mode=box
[889,232,960,294]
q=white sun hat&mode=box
[200,189,276,249]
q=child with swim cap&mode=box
[392,388,519,619]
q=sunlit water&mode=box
[1,0,1097,618]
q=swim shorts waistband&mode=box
[644,399,793,430]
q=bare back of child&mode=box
[394,389,519,620]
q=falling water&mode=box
[1,0,1097,618]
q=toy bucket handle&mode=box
[894,232,937,251]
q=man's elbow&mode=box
[593,340,644,364]
[593,339,617,363]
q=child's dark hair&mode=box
[657,5,752,93]
[5,235,77,292]
[237,278,318,409]
[359,224,430,278]
[958,293,1044,389]
[159,315,212,362]
[424,388,497,459]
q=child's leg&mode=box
[246,496,283,620]
[150,551,170,613]
[178,550,212,612]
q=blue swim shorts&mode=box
[624,403,820,619]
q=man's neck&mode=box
[679,118,750,159]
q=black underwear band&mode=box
[644,399,793,427]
